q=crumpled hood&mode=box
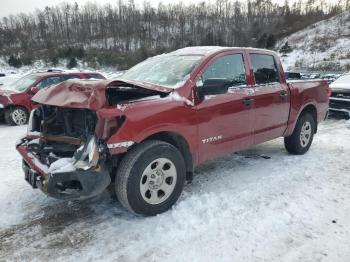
[32,79,172,110]
[32,80,107,110]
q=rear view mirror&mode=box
[29,86,39,94]
[196,78,231,100]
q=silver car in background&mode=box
[329,73,350,118]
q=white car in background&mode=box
[329,73,350,118]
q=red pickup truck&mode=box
[0,70,105,125]
[16,47,330,216]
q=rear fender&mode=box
[284,102,317,137]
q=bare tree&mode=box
[0,0,346,68]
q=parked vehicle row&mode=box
[300,72,341,83]
[0,70,105,125]
[286,72,342,83]
[285,72,302,80]
[16,46,330,216]
[285,71,350,119]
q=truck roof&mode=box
[168,46,277,56]
[32,71,102,78]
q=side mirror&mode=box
[29,86,39,94]
[196,78,231,100]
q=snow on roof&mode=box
[169,46,230,56]
[168,46,277,57]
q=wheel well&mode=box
[145,132,194,181]
[4,105,25,116]
[5,105,29,113]
[300,104,317,133]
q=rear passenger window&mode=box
[250,54,280,84]
[88,74,105,80]
[36,76,65,89]
[202,54,246,87]
[65,75,81,80]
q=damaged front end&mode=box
[16,106,111,200]
[15,79,175,200]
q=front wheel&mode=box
[115,140,186,216]
[284,113,316,155]
[5,107,29,126]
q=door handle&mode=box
[280,90,288,99]
[242,98,255,106]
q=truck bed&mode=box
[285,80,329,136]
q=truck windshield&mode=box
[121,55,203,88]
[8,75,39,92]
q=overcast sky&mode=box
[0,0,337,18]
[0,0,208,18]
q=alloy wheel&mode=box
[139,158,177,205]
[300,121,312,147]
[12,109,27,125]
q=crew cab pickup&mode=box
[16,47,330,216]
[0,70,105,125]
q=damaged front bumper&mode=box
[16,138,111,200]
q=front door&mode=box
[195,52,255,163]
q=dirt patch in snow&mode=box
[0,201,97,260]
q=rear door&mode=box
[248,53,290,144]
[196,52,255,163]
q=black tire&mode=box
[115,140,186,216]
[5,106,29,126]
[284,113,316,155]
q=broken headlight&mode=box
[73,136,99,170]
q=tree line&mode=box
[1,0,349,69]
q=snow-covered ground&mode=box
[0,119,350,261]
[277,11,350,71]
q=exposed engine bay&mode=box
[27,105,101,165]
[106,82,167,105]
[26,81,168,173]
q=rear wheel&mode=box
[284,113,316,155]
[5,107,29,126]
[115,140,186,216]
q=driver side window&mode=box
[202,54,247,87]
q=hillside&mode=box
[1,0,348,69]
[277,11,350,72]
